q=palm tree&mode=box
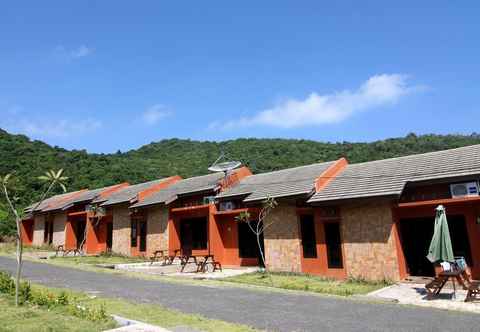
[1,169,68,306]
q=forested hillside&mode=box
[1,128,480,235]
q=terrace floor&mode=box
[114,261,259,279]
[369,281,480,314]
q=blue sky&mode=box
[0,1,478,153]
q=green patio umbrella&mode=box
[426,205,455,263]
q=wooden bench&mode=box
[150,250,166,265]
[150,249,183,266]
[465,281,480,302]
[425,275,449,299]
[196,255,222,273]
[55,245,81,257]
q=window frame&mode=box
[130,220,138,248]
[324,221,343,269]
[299,214,318,259]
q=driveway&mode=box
[0,256,478,332]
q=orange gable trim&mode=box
[98,182,130,200]
[219,166,252,191]
[314,157,348,193]
[46,189,89,211]
[137,176,182,202]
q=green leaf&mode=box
[4,173,12,183]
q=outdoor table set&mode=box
[424,205,479,302]
[180,254,222,273]
[425,258,479,302]
[149,249,222,273]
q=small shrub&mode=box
[56,291,69,305]
[0,271,31,303]
[0,271,15,294]
[18,282,32,304]
[69,303,108,322]
[30,290,59,308]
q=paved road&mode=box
[0,257,478,332]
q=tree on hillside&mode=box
[0,169,68,306]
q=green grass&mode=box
[223,272,390,296]
[49,252,148,265]
[0,293,116,332]
[0,243,148,265]
[30,284,257,332]
[0,242,56,253]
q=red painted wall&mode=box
[300,208,347,278]
[20,219,34,245]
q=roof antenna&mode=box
[208,150,242,177]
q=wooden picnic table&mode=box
[150,249,181,265]
[180,254,222,273]
[426,269,467,299]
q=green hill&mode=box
[1,128,480,236]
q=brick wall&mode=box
[52,212,66,246]
[111,205,131,256]
[146,206,169,256]
[32,215,45,246]
[264,204,302,272]
[341,201,401,281]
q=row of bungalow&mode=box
[21,144,480,281]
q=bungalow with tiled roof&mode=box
[307,144,480,280]
[130,167,252,262]
[21,144,480,281]
[93,176,182,256]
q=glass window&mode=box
[300,215,317,258]
[139,221,147,252]
[131,220,137,247]
[324,222,343,268]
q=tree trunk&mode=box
[14,217,23,306]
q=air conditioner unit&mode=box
[450,182,479,198]
[219,201,235,211]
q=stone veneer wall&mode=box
[32,215,46,246]
[111,205,131,256]
[146,206,169,256]
[263,204,302,272]
[52,212,66,246]
[341,201,401,281]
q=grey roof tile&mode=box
[98,178,172,207]
[59,183,127,210]
[31,190,87,213]
[308,144,480,203]
[217,161,336,202]
[131,172,225,208]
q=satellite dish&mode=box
[208,161,242,173]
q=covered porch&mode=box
[395,197,480,279]
[168,204,261,268]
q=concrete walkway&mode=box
[369,282,480,314]
[0,256,479,332]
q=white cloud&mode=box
[71,45,93,58]
[53,45,94,60]
[214,74,423,129]
[142,104,172,126]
